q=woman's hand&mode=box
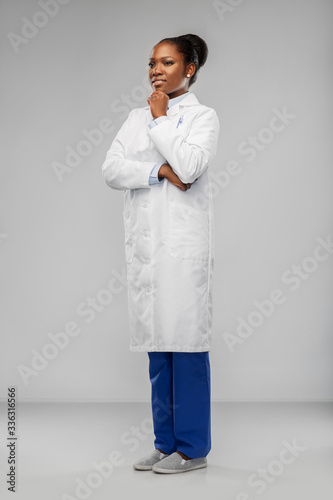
[147,91,169,119]
[158,163,192,191]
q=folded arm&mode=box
[147,107,220,184]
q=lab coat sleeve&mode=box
[101,110,157,190]
[147,107,220,184]
[149,161,164,185]
[148,116,169,129]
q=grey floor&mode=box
[0,402,332,499]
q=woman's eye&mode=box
[148,61,173,67]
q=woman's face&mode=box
[148,42,194,99]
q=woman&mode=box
[101,33,220,473]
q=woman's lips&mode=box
[153,80,166,86]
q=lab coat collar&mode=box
[145,92,200,118]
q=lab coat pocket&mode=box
[122,208,133,264]
[167,201,209,261]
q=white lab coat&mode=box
[101,92,220,352]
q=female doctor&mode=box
[101,33,220,474]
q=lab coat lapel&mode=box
[167,93,200,116]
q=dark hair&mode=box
[157,33,208,86]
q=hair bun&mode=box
[182,34,208,68]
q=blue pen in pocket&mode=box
[176,116,183,128]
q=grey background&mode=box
[1,0,332,401]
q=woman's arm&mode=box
[147,107,220,184]
[158,163,192,191]
[101,110,157,190]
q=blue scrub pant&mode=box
[147,351,211,459]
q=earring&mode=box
[187,74,190,77]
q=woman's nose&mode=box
[152,64,163,76]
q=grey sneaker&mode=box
[152,452,207,473]
[133,449,170,470]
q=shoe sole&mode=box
[152,462,207,474]
[133,464,153,470]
